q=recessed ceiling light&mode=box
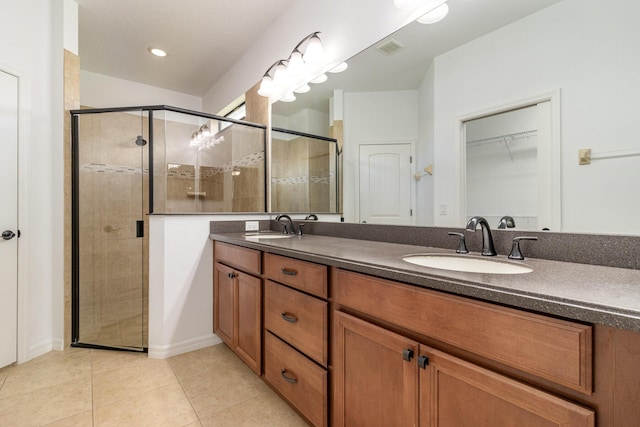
[148,47,167,57]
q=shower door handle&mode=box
[136,220,144,238]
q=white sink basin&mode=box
[243,232,292,240]
[402,254,532,274]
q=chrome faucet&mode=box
[275,214,297,235]
[497,216,516,229]
[466,216,497,256]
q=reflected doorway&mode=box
[358,143,413,225]
[463,98,560,232]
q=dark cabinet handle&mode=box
[281,268,297,276]
[417,355,429,369]
[281,312,298,323]
[402,349,414,362]
[281,369,297,384]
[227,272,236,279]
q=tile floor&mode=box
[0,344,308,426]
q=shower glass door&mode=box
[73,109,148,351]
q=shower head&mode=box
[135,135,147,146]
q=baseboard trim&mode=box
[26,340,54,362]
[148,334,222,359]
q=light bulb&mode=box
[329,62,348,73]
[287,51,305,77]
[258,76,275,97]
[148,47,167,57]
[310,73,327,84]
[273,62,289,86]
[280,92,296,102]
[417,3,449,24]
[303,34,324,64]
[294,84,310,94]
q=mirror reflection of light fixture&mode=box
[190,124,224,151]
[393,0,449,24]
[258,32,348,103]
[417,2,449,24]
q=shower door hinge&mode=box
[136,220,144,238]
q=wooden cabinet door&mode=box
[213,262,234,346]
[333,311,419,427]
[235,271,262,374]
[418,346,594,427]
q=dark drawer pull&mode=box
[281,369,298,384]
[281,267,298,276]
[281,312,298,323]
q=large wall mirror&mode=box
[272,0,640,236]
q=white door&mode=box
[358,143,413,225]
[0,70,19,368]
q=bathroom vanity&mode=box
[211,224,640,426]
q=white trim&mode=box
[453,89,561,228]
[28,340,53,361]
[0,63,31,364]
[52,338,64,351]
[148,334,222,359]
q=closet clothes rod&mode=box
[579,147,640,165]
[466,129,537,146]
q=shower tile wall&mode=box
[162,120,264,213]
[77,112,148,349]
[271,136,333,213]
[197,124,265,213]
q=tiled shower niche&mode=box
[71,106,267,350]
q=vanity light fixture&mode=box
[257,32,348,103]
[393,0,449,24]
[190,124,224,151]
[417,2,449,24]
[148,47,167,57]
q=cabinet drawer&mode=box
[265,280,328,366]
[265,332,327,427]
[264,253,327,298]
[214,241,260,275]
[333,269,593,394]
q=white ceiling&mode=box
[77,0,296,96]
[273,0,563,117]
[77,0,562,105]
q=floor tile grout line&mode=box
[166,359,204,424]
[90,349,95,427]
[0,371,7,394]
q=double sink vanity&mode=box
[210,220,640,426]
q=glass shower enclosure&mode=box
[71,106,267,351]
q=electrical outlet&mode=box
[245,221,259,231]
[439,203,447,215]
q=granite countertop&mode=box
[210,232,640,333]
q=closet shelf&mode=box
[466,129,538,147]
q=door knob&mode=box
[2,230,16,240]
